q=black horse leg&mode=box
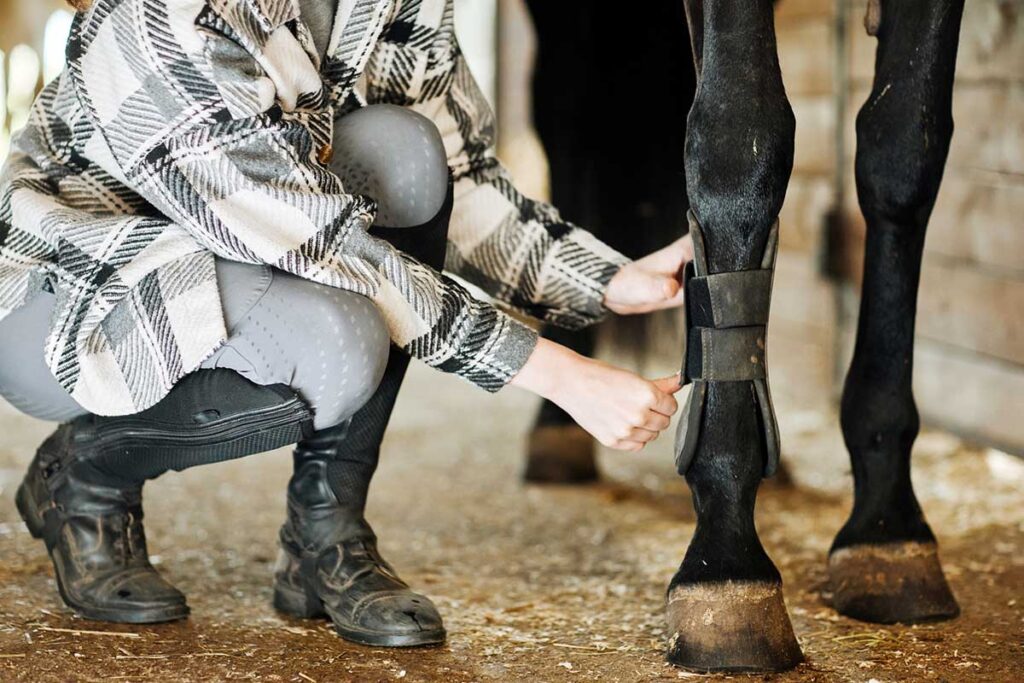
[829,0,964,624]
[524,324,600,483]
[666,0,801,672]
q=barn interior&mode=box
[1,0,1021,681]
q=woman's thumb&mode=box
[652,373,684,394]
[633,271,678,302]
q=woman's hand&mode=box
[511,339,682,451]
[603,235,694,315]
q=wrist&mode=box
[602,264,628,308]
[509,338,581,401]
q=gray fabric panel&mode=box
[202,260,391,430]
[297,0,339,60]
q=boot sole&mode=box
[16,472,189,625]
[273,583,446,648]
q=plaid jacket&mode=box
[0,0,628,415]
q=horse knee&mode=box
[855,96,953,227]
[332,104,449,227]
[854,0,960,228]
[684,74,795,253]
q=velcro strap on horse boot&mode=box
[674,211,781,478]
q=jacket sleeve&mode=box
[67,0,536,391]
[365,0,631,330]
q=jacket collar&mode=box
[242,0,301,31]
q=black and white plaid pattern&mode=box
[0,0,628,416]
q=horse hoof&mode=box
[828,541,960,624]
[523,425,598,484]
[666,581,803,673]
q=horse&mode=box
[529,0,965,672]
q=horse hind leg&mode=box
[666,0,801,672]
[524,325,600,484]
[829,0,965,625]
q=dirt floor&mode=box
[0,362,1021,682]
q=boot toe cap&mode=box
[78,568,189,619]
[354,591,444,634]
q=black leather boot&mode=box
[15,370,314,624]
[15,422,188,623]
[273,426,446,647]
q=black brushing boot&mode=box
[16,422,188,623]
[273,423,446,647]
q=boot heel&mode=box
[272,550,326,619]
[15,481,45,539]
[273,584,326,619]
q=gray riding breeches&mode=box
[0,104,449,430]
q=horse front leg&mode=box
[829,0,965,624]
[666,0,801,673]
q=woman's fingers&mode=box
[627,271,678,306]
[627,426,659,443]
[643,411,671,432]
[541,352,689,454]
[648,285,686,312]
[608,411,674,450]
[649,390,680,417]
[605,235,695,316]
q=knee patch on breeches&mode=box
[331,104,449,228]
[206,261,391,431]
